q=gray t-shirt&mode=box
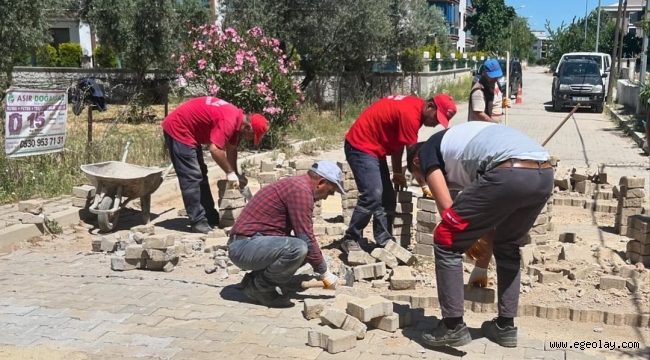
[418,122,549,189]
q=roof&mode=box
[602,0,645,12]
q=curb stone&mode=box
[606,105,649,155]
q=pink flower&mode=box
[198,59,207,70]
[177,76,187,87]
[289,115,298,122]
[256,82,270,95]
[209,85,220,95]
[263,107,281,115]
[206,78,214,85]
[185,71,195,79]
[247,27,264,38]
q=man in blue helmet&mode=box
[469,59,511,123]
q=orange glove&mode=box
[422,186,434,198]
[502,97,511,108]
[465,238,490,261]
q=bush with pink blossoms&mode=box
[173,24,303,147]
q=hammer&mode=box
[300,267,355,289]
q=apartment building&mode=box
[429,0,475,52]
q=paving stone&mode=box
[384,240,415,266]
[304,299,325,320]
[346,296,393,322]
[389,266,416,290]
[353,262,386,280]
[370,248,399,269]
[347,251,377,266]
[308,326,357,354]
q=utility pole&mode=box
[636,0,650,114]
[585,0,589,40]
[617,0,628,75]
[607,0,625,104]
[596,0,602,51]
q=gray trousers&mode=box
[228,234,308,292]
[434,165,553,318]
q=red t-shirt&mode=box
[161,96,242,148]
[345,95,423,159]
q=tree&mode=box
[0,0,60,99]
[83,0,177,88]
[545,11,617,70]
[464,0,516,53]
[505,16,537,60]
[392,0,449,59]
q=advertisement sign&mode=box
[4,89,68,158]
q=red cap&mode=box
[250,114,269,146]
[432,94,457,129]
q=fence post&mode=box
[86,105,93,163]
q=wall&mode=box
[10,66,472,106]
[616,79,641,112]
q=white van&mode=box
[555,52,612,93]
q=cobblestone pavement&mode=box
[0,249,622,360]
[1,68,648,360]
[0,195,75,230]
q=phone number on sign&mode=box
[19,136,64,149]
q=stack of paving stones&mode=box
[526,195,554,245]
[413,197,438,257]
[304,292,423,354]
[337,161,357,226]
[290,158,315,176]
[552,164,623,214]
[614,176,646,235]
[256,160,279,188]
[217,180,246,228]
[625,215,650,268]
[17,199,45,225]
[70,185,96,209]
[393,191,413,247]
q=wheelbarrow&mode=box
[80,139,174,233]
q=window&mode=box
[50,28,70,48]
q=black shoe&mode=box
[207,210,220,227]
[421,320,472,348]
[481,318,518,347]
[243,280,293,308]
[340,238,362,254]
[191,219,213,234]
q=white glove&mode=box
[227,172,240,189]
[468,266,488,288]
[320,270,340,290]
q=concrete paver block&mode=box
[130,224,155,235]
[145,247,178,262]
[389,266,416,290]
[395,202,413,213]
[537,271,564,284]
[353,262,386,280]
[124,244,148,260]
[599,275,626,290]
[416,198,437,212]
[100,235,118,252]
[368,313,399,332]
[307,326,356,354]
[370,248,398,269]
[110,257,144,271]
[413,244,434,256]
[396,191,412,203]
[619,176,644,189]
[347,251,376,266]
[72,185,96,199]
[18,200,43,215]
[346,295,393,322]
[303,299,325,320]
[384,240,415,266]
[464,286,496,303]
[142,235,175,249]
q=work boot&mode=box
[421,320,472,348]
[340,238,362,254]
[206,209,220,227]
[243,279,293,308]
[481,318,518,348]
[191,219,212,234]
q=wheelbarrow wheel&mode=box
[98,196,119,233]
[141,194,151,224]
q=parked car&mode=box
[471,58,523,98]
[551,59,607,113]
[554,52,611,96]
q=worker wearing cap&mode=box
[340,94,457,255]
[469,59,511,123]
[227,160,345,308]
[405,121,553,349]
[162,96,269,234]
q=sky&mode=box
[505,0,606,32]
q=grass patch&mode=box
[430,75,473,104]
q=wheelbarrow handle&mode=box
[162,163,174,180]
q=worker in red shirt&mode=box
[340,94,457,254]
[227,160,345,308]
[162,96,269,234]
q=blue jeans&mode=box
[164,132,219,225]
[343,140,396,246]
[228,234,308,291]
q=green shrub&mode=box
[13,52,33,66]
[94,45,118,68]
[58,42,82,67]
[35,44,58,67]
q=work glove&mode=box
[320,270,340,290]
[502,97,512,108]
[643,138,650,153]
[226,172,240,189]
[465,238,490,261]
[392,173,407,191]
[422,186,434,199]
[468,266,489,288]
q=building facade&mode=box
[601,0,646,37]
[531,30,550,60]
[429,0,475,52]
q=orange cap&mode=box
[249,113,269,146]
